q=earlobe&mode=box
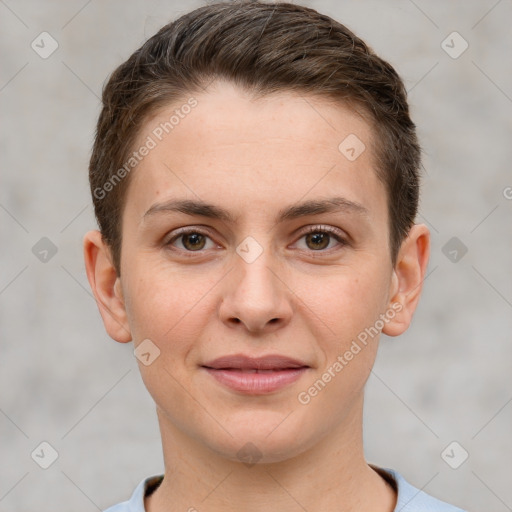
[83,230,132,343]
[382,224,430,337]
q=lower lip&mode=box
[202,367,308,394]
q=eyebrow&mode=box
[143,196,369,224]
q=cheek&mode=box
[123,262,214,401]
[298,264,390,341]
[122,258,217,345]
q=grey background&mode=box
[1,1,511,511]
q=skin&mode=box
[84,80,430,512]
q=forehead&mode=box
[124,80,386,227]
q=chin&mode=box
[200,417,315,465]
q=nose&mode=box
[219,247,293,334]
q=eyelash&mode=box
[164,225,348,256]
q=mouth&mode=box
[203,368,306,373]
[201,354,310,394]
[202,353,309,371]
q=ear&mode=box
[382,223,430,337]
[83,230,132,343]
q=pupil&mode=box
[308,232,328,250]
[185,233,204,250]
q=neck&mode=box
[146,396,396,512]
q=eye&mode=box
[165,228,216,253]
[164,225,348,256]
[294,225,347,252]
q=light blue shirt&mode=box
[103,466,466,511]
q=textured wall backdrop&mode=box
[1,1,511,511]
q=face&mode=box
[85,80,428,464]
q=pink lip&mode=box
[203,367,308,394]
[201,354,310,394]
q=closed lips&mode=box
[201,354,310,394]
[204,368,306,373]
[201,354,310,371]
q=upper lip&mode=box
[202,354,309,370]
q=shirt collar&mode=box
[126,466,457,512]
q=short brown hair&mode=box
[89,0,421,275]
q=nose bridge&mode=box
[235,235,281,304]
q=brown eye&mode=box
[181,232,206,251]
[166,229,215,253]
[305,232,330,250]
[296,226,347,252]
